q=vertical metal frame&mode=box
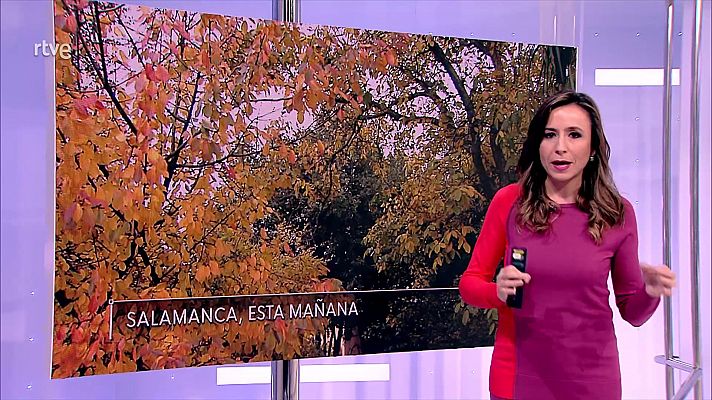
[687,0,704,398]
[656,1,705,399]
[661,1,676,397]
[269,3,301,398]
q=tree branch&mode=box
[175,147,262,169]
[430,40,495,197]
[76,6,138,135]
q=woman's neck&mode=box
[544,178,581,204]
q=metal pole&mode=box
[661,1,676,398]
[270,2,301,398]
[688,0,703,398]
[273,0,301,24]
[287,359,300,399]
[271,360,285,400]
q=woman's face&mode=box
[538,103,593,192]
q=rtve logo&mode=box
[34,40,71,60]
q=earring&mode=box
[589,155,595,162]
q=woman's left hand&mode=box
[641,263,676,297]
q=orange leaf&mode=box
[196,264,210,282]
[209,260,220,275]
[384,50,396,66]
[56,325,68,342]
[292,90,304,112]
[71,326,85,344]
[275,318,287,338]
[133,166,143,183]
[80,207,95,228]
[146,82,158,98]
[72,204,83,224]
[201,50,210,68]
[250,269,261,281]
[87,340,99,360]
[88,293,99,314]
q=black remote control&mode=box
[506,247,527,308]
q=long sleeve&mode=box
[611,201,660,327]
[459,184,519,309]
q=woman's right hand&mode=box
[496,265,532,303]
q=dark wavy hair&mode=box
[515,91,624,243]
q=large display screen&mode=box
[52,0,575,377]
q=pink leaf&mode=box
[64,15,77,34]
[161,22,172,35]
[173,22,190,40]
[145,65,156,81]
[147,51,159,63]
[134,74,147,93]
[63,203,80,225]
[68,0,90,9]
[73,95,102,116]
[54,15,66,30]
[155,65,169,82]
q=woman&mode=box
[459,91,676,400]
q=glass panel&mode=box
[297,1,709,399]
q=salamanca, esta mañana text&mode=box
[124,300,358,328]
